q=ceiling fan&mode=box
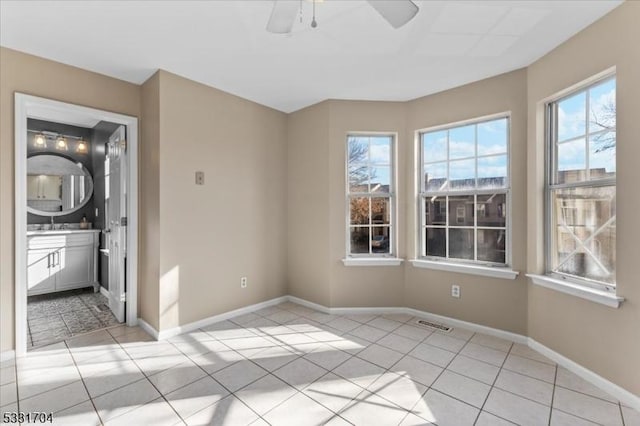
[266,0,419,33]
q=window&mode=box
[347,134,394,256]
[547,76,616,289]
[419,116,509,265]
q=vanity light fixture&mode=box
[76,139,88,154]
[55,136,68,151]
[34,133,47,148]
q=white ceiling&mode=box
[0,1,622,113]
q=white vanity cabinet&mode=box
[27,230,100,296]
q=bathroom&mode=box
[25,117,127,348]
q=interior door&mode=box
[106,126,127,323]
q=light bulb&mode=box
[34,134,47,148]
[56,136,68,151]
[76,139,88,154]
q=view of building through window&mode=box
[548,77,616,287]
[420,116,510,264]
[347,134,394,256]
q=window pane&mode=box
[371,227,390,254]
[449,159,475,190]
[449,125,475,159]
[425,196,446,226]
[371,197,390,225]
[350,197,370,225]
[589,78,616,132]
[478,229,506,263]
[423,131,447,163]
[477,155,507,189]
[425,227,446,257]
[557,138,586,184]
[370,166,391,193]
[348,164,370,192]
[424,162,447,191]
[477,193,506,227]
[557,92,586,142]
[449,228,474,260]
[370,137,391,165]
[478,118,507,156]
[589,132,616,176]
[551,185,616,284]
[449,196,474,226]
[350,227,370,254]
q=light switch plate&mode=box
[195,171,205,185]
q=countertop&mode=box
[27,229,101,236]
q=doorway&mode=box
[15,94,139,355]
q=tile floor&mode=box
[27,288,121,348]
[1,301,638,425]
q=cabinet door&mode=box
[41,175,62,200]
[56,246,92,290]
[27,176,40,200]
[27,249,56,295]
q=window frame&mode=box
[545,74,617,292]
[345,132,397,258]
[417,113,512,267]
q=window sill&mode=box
[526,274,623,308]
[411,259,519,280]
[342,258,404,267]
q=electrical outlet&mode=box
[241,277,247,288]
[451,284,460,298]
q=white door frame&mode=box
[14,93,139,356]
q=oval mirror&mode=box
[27,154,94,217]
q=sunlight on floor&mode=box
[1,301,637,425]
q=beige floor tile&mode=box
[235,375,297,416]
[165,376,229,420]
[303,373,363,413]
[409,342,456,367]
[503,354,556,383]
[484,387,551,426]
[185,395,260,426]
[389,355,443,387]
[552,387,623,426]
[494,369,554,406]
[412,388,479,426]
[431,370,491,408]
[263,392,335,425]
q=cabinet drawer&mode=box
[28,233,95,249]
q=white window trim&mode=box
[527,274,623,308]
[411,259,518,280]
[343,258,404,267]
[545,73,617,292]
[345,132,397,258]
[417,112,512,267]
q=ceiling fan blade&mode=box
[367,0,419,29]
[266,0,299,34]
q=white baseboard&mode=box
[153,296,289,341]
[406,308,529,345]
[528,338,640,411]
[99,286,109,298]
[0,350,15,362]
[286,295,528,345]
[137,317,159,340]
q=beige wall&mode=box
[140,72,161,330]
[404,70,529,335]
[526,2,640,395]
[156,71,288,330]
[287,102,331,306]
[0,47,141,353]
